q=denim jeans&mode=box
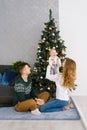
[40,99,69,112]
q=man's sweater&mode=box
[13,75,37,105]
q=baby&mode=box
[48,48,61,74]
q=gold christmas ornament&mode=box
[49,27,52,30]
[47,60,49,63]
[46,47,49,50]
[39,84,42,87]
[56,29,58,32]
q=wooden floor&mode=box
[0,96,87,130]
[0,120,84,130]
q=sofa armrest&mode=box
[0,86,14,107]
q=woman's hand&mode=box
[35,98,45,105]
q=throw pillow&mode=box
[1,72,9,86]
[2,69,19,86]
[0,73,2,86]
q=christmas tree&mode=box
[32,9,66,98]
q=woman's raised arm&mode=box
[46,65,59,82]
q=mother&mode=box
[40,58,76,112]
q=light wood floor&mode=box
[0,120,84,130]
[0,96,87,130]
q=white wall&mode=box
[59,0,87,95]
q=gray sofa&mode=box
[0,65,14,107]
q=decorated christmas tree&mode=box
[32,9,66,98]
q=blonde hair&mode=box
[62,58,76,89]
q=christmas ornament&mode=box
[60,39,62,43]
[33,67,37,72]
[39,84,42,87]
[47,60,49,63]
[52,33,55,36]
[49,27,52,30]
[39,56,42,59]
[40,88,43,91]
[38,46,40,49]
[40,76,43,79]
[47,87,50,90]
[38,50,41,53]
[56,29,58,32]
[43,38,46,41]
[46,47,49,50]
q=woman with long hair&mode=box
[40,58,76,112]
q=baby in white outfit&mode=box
[48,48,61,74]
